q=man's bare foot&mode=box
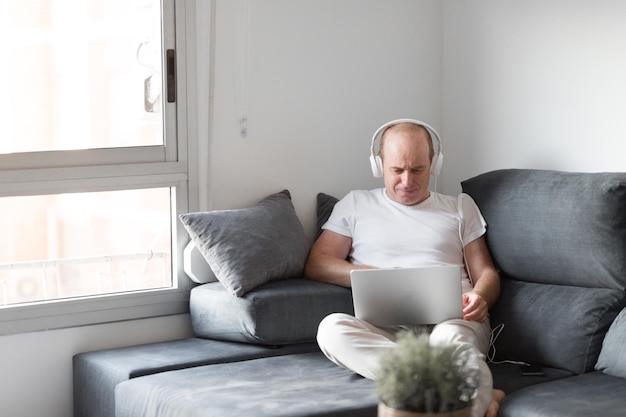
[485,389,505,417]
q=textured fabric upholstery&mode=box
[489,362,573,396]
[489,279,625,374]
[596,307,626,378]
[73,338,319,417]
[315,192,339,240]
[462,170,626,375]
[498,372,626,417]
[461,169,626,289]
[179,190,309,296]
[115,352,378,417]
[190,278,354,345]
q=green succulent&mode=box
[376,331,481,413]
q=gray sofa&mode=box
[74,169,626,417]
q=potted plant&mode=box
[376,331,481,417]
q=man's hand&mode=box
[462,291,489,322]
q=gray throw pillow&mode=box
[315,192,339,240]
[179,190,308,297]
[596,307,626,378]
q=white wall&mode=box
[207,0,443,239]
[441,0,626,194]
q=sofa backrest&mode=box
[462,169,626,374]
[462,169,626,289]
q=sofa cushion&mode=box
[489,279,626,374]
[461,169,626,289]
[489,362,573,395]
[596,307,626,378]
[115,352,378,417]
[498,371,626,417]
[73,338,319,417]
[315,192,339,240]
[190,278,354,345]
[179,190,309,297]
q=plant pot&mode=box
[378,402,471,417]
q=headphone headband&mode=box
[369,118,443,178]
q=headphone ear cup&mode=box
[370,154,383,178]
[430,152,443,176]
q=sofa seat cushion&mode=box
[498,371,626,417]
[114,352,378,417]
[462,169,626,289]
[489,362,573,395]
[190,278,354,345]
[489,279,626,374]
[73,337,319,417]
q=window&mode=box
[0,0,195,333]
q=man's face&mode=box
[381,128,432,206]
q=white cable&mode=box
[487,323,530,366]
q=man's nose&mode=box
[401,171,413,185]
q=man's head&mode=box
[379,122,434,206]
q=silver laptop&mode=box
[350,265,463,326]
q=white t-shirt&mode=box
[323,189,487,292]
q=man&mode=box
[304,120,505,417]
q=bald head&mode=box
[379,122,435,163]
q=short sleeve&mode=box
[458,193,487,246]
[322,192,355,238]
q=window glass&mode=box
[0,0,163,154]
[0,188,172,306]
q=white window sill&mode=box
[0,286,191,335]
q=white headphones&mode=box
[369,118,444,178]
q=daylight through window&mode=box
[0,0,188,314]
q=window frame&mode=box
[0,0,199,335]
